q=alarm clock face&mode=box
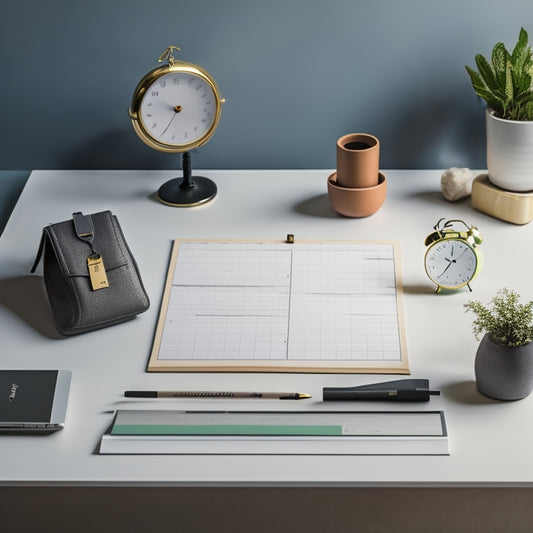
[424,239,478,289]
[139,72,217,148]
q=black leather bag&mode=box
[31,211,150,335]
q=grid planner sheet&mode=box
[155,241,404,365]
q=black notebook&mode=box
[0,370,72,433]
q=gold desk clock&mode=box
[424,218,483,293]
[129,46,225,206]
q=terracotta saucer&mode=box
[327,171,387,217]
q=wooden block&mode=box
[471,175,533,225]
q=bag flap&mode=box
[44,211,129,277]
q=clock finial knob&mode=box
[158,45,181,66]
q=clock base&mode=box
[157,176,217,207]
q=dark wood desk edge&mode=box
[2,486,533,532]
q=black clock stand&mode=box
[157,151,217,207]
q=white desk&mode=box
[2,170,533,531]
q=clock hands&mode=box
[436,260,454,279]
[436,247,470,280]
[453,247,469,262]
[161,104,183,137]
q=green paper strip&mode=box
[112,424,343,436]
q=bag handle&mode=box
[30,231,45,273]
[72,212,98,256]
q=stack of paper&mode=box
[99,410,449,455]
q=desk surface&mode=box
[1,169,532,487]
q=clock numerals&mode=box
[139,72,216,146]
[425,239,477,289]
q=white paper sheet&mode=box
[154,241,405,368]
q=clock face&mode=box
[139,72,217,149]
[424,239,478,289]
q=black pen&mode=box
[125,390,312,400]
[323,379,440,402]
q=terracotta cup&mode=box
[336,133,380,189]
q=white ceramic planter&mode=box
[486,108,533,192]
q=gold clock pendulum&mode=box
[128,46,225,206]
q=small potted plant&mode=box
[465,28,533,192]
[464,288,533,400]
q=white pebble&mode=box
[441,167,475,201]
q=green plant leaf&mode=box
[512,27,529,70]
[467,29,533,120]
[492,42,508,86]
[465,65,484,87]
[465,65,503,112]
[475,54,502,95]
[512,70,531,96]
[526,101,533,120]
[505,58,514,101]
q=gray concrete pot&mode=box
[475,333,533,400]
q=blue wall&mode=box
[2,0,533,228]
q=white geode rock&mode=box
[441,167,475,201]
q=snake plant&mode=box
[466,28,533,121]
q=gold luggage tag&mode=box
[73,212,109,291]
[87,254,109,290]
